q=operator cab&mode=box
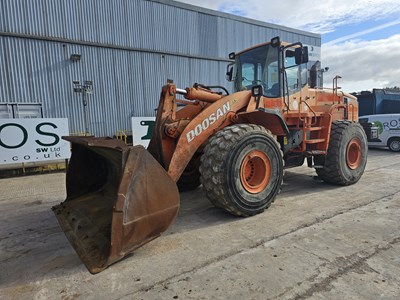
[226,37,309,99]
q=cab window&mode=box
[284,48,307,95]
[284,50,300,95]
[234,44,280,98]
[241,63,262,88]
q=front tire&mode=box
[316,121,367,185]
[200,124,284,216]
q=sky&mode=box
[177,0,400,93]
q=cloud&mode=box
[323,34,400,92]
[178,0,400,34]
[325,19,400,46]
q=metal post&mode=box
[82,91,89,135]
[73,80,93,136]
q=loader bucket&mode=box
[52,136,179,274]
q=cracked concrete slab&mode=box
[0,148,399,300]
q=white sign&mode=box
[131,117,155,148]
[0,118,70,164]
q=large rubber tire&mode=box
[177,153,201,191]
[316,121,367,185]
[388,137,400,152]
[199,124,284,217]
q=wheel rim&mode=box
[390,140,400,151]
[346,138,362,170]
[240,150,271,194]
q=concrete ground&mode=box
[0,148,399,300]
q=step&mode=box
[305,138,326,144]
[305,150,327,155]
[305,126,324,131]
[313,165,325,169]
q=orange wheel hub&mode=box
[240,150,271,194]
[346,138,362,170]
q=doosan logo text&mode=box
[186,102,230,143]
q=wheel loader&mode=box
[52,37,368,273]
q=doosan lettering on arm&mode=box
[186,102,230,143]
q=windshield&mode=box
[234,44,280,98]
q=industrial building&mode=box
[0,0,321,137]
[355,88,400,116]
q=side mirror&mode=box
[295,46,309,65]
[226,63,235,82]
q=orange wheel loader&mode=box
[52,37,367,273]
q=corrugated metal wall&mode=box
[0,0,321,136]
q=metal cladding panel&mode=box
[0,0,201,54]
[1,37,44,104]
[0,103,13,118]
[134,1,200,54]
[1,0,320,55]
[0,37,142,136]
[0,0,321,136]
[0,39,8,101]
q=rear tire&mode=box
[316,121,367,185]
[388,137,400,152]
[200,124,284,216]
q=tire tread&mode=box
[200,124,283,216]
[316,120,367,185]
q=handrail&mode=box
[302,100,318,126]
[328,103,346,114]
[115,130,132,144]
[348,103,355,121]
